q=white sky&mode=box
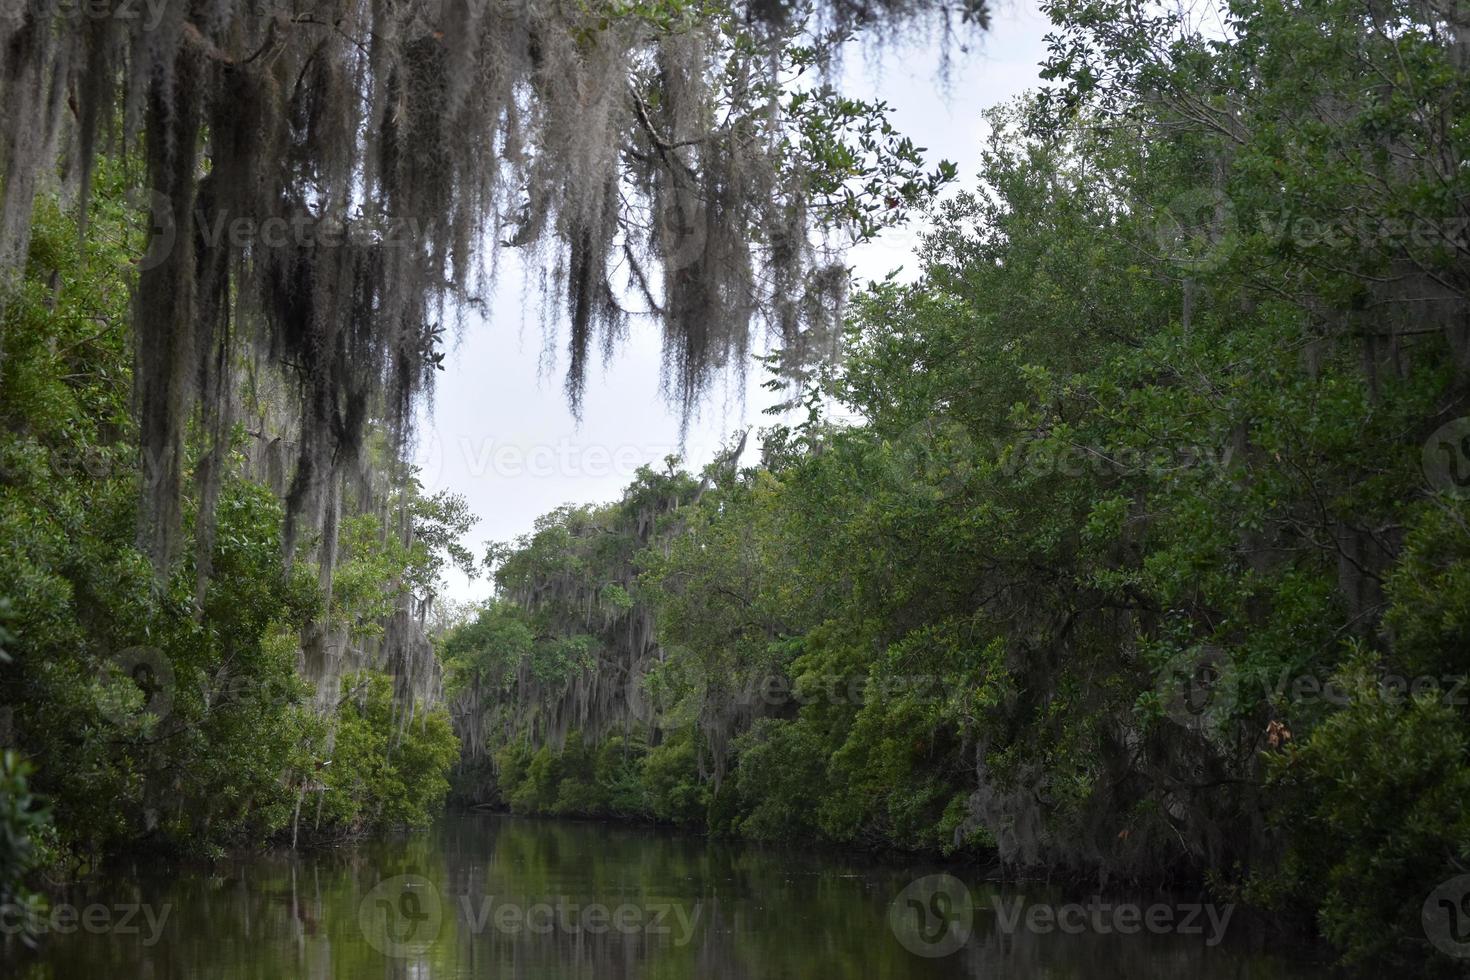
[418,1,1055,604]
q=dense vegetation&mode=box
[0,0,966,954]
[0,0,971,589]
[0,177,464,899]
[1,0,1467,973]
[439,0,1470,972]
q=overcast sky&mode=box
[418,1,1055,605]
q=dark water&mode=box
[16,812,1330,979]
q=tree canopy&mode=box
[0,0,978,579]
[439,0,1470,971]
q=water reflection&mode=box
[16,813,1328,979]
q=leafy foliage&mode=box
[450,1,1470,972]
[0,175,473,874]
[321,672,461,832]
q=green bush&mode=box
[322,672,460,833]
[594,736,648,817]
[730,719,828,841]
[1261,653,1470,971]
[641,730,708,826]
[0,751,50,943]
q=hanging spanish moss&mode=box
[0,0,978,585]
[491,464,697,749]
[442,431,755,797]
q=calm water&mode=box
[16,812,1330,979]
